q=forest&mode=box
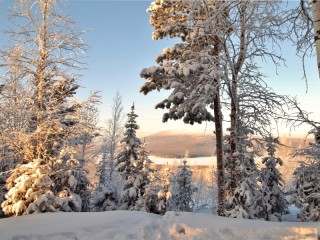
[0,1,320,238]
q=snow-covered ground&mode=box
[1,210,319,240]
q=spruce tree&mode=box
[225,123,263,219]
[132,141,159,213]
[168,160,196,212]
[91,143,117,212]
[293,161,320,221]
[292,128,320,221]
[156,168,172,215]
[259,136,286,222]
[116,104,143,210]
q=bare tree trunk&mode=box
[229,75,237,192]
[36,0,49,161]
[312,0,320,77]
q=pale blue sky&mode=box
[0,0,319,137]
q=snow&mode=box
[150,156,216,166]
[0,210,319,240]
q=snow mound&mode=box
[0,211,319,240]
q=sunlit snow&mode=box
[0,210,319,240]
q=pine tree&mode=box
[141,0,228,215]
[259,136,286,222]
[168,160,196,212]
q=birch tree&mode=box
[141,0,290,216]
[105,91,125,178]
[285,100,320,221]
[217,0,288,194]
[311,0,320,77]
[285,0,320,80]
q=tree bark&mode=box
[312,0,320,78]
[36,0,49,161]
[229,75,237,192]
[214,84,225,216]
[213,36,225,216]
[229,2,247,193]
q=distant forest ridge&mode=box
[143,131,309,158]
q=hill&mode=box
[142,131,308,158]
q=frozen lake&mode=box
[150,156,216,166]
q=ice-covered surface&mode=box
[0,210,319,240]
[150,156,216,166]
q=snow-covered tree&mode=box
[225,123,263,219]
[141,0,291,216]
[132,141,158,213]
[91,92,125,212]
[91,143,117,212]
[73,94,101,166]
[292,160,320,222]
[259,136,286,222]
[207,166,218,213]
[291,129,320,221]
[141,0,227,216]
[105,91,125,172]
[193,172,206,211]
[116,104,146,210]
[70,94,101,212]
[284,99,320,221]
[285,1,320,79]
[0,0,91,216]
[168,160,196,212]
[156,167,172,215]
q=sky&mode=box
[0,0,319,138]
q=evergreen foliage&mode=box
[116,104,157,211]
[292,133,320,222]
[259,136,286,222]
[0,0,92,216]
[225,124,263,219]
[168,160,196,212]
[91,143,117,212]
[132,142,159,213]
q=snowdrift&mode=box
[0,210,319,240]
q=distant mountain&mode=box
[142,131,216,158]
